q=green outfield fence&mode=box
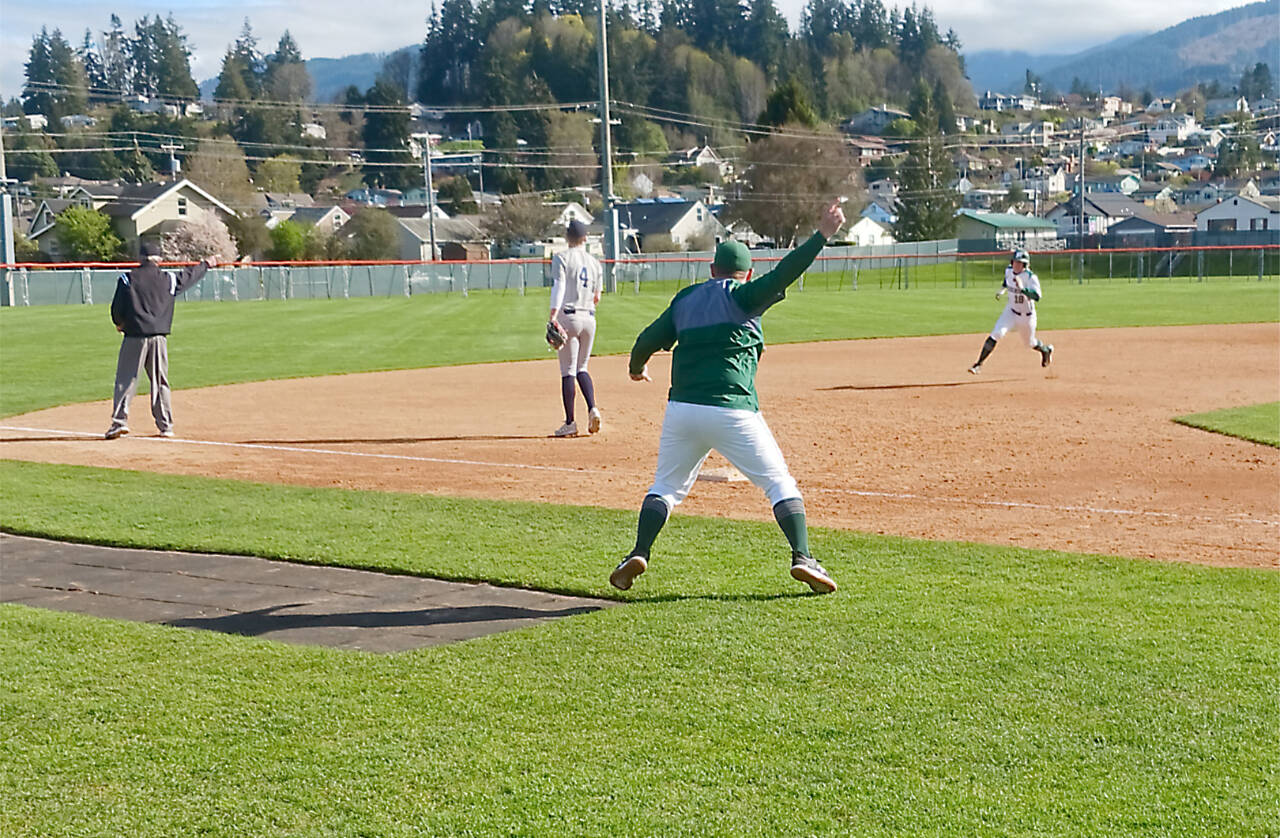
[3,242,1277,306]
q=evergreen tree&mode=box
[894,79,956,242]
[362,79,415,189]
[265,32,312,102]
[741,0,789,73]
[80,30,108,102]
[130,16,161,96]
[153,15,199,100]
[933,77,956,134]
[22,29,57,121]
[101,15,131,94]
[759,79,819,127]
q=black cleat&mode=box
[1041,343,1053,368]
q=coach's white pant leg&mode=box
[713,408,801,505]
[647,401,712,508]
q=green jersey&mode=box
[628,233,828,411]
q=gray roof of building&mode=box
[614,200,699,236]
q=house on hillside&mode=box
[860,198,897,226]
[1205,97,1250,120]
[395,217,489,261]
[614,199,727,252]
[666,146,732,180]
[1084,173,1141,195]
[1108,208,1196,241]
[979,91,1037,111]
[844,135,889,165]
[844,216,895,247]
[29,178,237,259]
[843,104,910,135]
[285,206,351,235]
[1195,193,1280,232]
[1148,114,1199,145]
[1046,193,1148,237]
[955,209,1058,248]
[1100,96,1132,119]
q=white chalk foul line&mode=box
[4,424,1278,528]
[0,425,588,474]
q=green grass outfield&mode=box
[1,276,1276,416]
[1176,401,1280,447]
[1,461,1277,837]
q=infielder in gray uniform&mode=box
[106,242,217,439]
[548,220,604,437]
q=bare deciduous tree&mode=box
[160,213,236,261]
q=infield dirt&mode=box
[3,324,1277,569]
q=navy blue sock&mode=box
[561,376,576,423]
[576,371,596,411]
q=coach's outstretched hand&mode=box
[818,200,846,239]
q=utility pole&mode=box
[1077,125,1086,246]
[596,0,620,292]
[160,142,183,180]
[0,122,16,306]
[422,135,437,261]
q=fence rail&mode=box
[3,242,1277,306]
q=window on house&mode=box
[1251,218,1268,231]
[177,197,188,216]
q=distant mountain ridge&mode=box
[965,1,1279,97]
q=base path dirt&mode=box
[3,325,1277,569]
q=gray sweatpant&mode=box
[109,335,172,433]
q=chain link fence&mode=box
[3,240,1276,307]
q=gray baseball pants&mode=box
[109,335,172,433]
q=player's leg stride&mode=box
[968,337,997,374]
[1038,341,1054,367]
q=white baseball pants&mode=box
[989,308,1038,348]
[556,312,596,376]
[647,401,801,508]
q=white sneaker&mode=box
[587,408,602,434]
[553,421,578,437]
[104,426,129,440]
[967,364,981,375]
[159,430,176,438]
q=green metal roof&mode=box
[957,209,1057,230]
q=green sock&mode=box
[772,498,810,556]
[631,494,670,558]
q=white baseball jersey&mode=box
[1001,267,1041,316]
[550,246,603,313]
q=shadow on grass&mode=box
[166,602,605,637]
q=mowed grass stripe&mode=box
[0,459,1275,837]
[2,278,1276,416]
[1176,401,1280,447]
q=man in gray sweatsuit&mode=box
[106,242,218,439]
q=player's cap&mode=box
[1011,248,1030,266]
[566,220,588,239]
[139,241,162,259]
[713,240,752,274]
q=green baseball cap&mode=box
[712,240,752,274]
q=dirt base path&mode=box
[3,325,1277,569]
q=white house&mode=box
[302,122,327,140]
[60,114,97,128]
[1100,96,1132,119]
[1195,194,1280,232]
[3,113,48,130]
[979,91,1038,111]
[867,178,899,201]
[1148,114,1199,146]
[552,202,594,229]
[844,216,895,247]
[666,146,733,180]
[614,199,727,251]
[1000,120,1056,147]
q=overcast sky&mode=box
[0,0,1256,100]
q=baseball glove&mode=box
[545,320,567,349]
